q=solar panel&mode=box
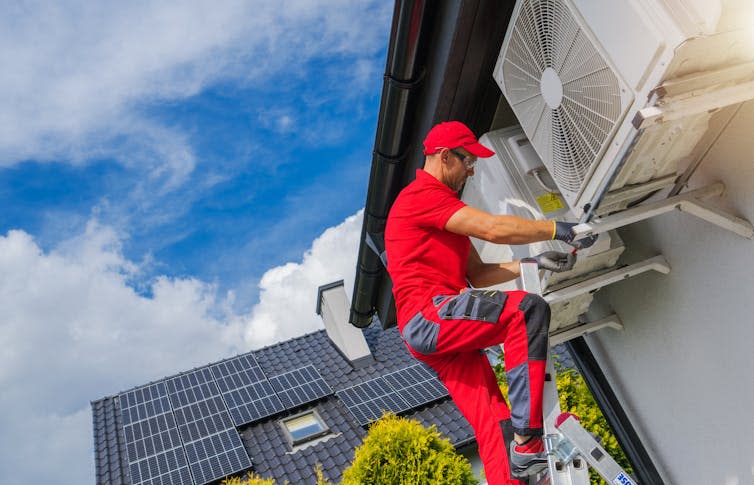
[183,429,253,485]
[336,377,410,426]
[382,363,449,408]
[211,354,267,392]
[269,364,333,409]
[336,364,450,426]
[166,368,251,485]
[119,382,193,485]
[210,354,285,425]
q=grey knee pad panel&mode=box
[403,311,440,355]
[518,293,550,361]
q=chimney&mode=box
[317,280,374,368]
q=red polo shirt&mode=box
[385,169,470,329]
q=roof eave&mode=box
[350,0,513,328]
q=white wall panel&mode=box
[589,100,754,484]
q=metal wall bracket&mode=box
[634,70,754,129]
[542,256,668,345]
[549,315,623,346]
[545,256,671,305]
[573,182,754,240]
[521,254,669,344]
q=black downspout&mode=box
[350,0,429,327]
[566,337,665,484]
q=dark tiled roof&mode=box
[241,398,365,484]
[253,323,417,388]
[91,323,474,485]
[91,396,130,485]
[242,397,474,485]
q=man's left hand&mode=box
[524,251,576,273]
[553,221,598,249]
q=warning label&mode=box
[536,192,565,214]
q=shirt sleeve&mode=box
[414,185,467,230]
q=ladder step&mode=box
[554,413,638,485]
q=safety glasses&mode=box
[449,149,477,170]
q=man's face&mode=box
[445,147,477,192]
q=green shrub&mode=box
[494,358,633,484]
[340,413,478,485]
[223,462,331,485]
[222,473,276,485]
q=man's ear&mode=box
[439,148,450,164]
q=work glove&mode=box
[553,221,598,249]
[522,251,576,273]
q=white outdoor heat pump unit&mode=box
[494,0,754,216]
[462,126,626,332]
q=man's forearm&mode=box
[446,206,560,245]
[486,216,554,245]
[467,260,522,288]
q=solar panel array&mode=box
[383,364,448,408]
[166,368,252,485]
[269,364,333,409]
[118,355,336,485]
[116,355,449,483]
[336,377,410,425]
[120,382,193,485]
[211,354,284,426]
[336,364,449,426]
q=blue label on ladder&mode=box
[613,472,635,485]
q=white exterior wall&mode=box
[587,101,754,484]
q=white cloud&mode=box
[0,224,247,483]
[243,210,362,347]
[277,115,294,131]
[0,210,362,483]
[257,108,297,134]
[0,0,390,181]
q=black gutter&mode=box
[566,337,665,484]
[350,0,513,328]
[350,0,430,328]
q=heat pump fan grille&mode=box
[501,0,624,195]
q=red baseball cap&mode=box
[422,121,495,158]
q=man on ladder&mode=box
[384,121,596,484]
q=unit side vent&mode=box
[499,0,629,201]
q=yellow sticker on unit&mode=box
[536,192,565,214]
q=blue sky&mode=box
[0,5,385,306]
[0,2,392,483]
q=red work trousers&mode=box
[400,290,550,485]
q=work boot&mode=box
[509,436,548,477]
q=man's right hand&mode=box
[553,221,598,249]
[523,251,576,273]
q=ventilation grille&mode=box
[500,0,624,196]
